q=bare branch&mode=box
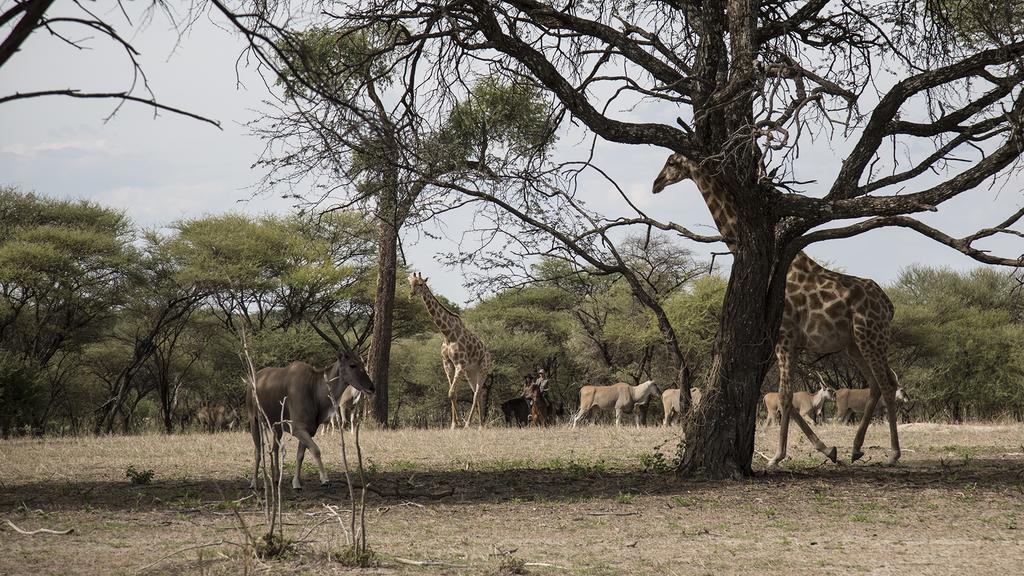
[0,90,222,128]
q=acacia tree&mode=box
[238,20,556,425]
[217,1,1024,476]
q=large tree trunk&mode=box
[677,229,789,478]
[368,189,399,426]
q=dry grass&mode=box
[2,422,1023,575]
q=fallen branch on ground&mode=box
[133,540,236,573]
[353,483,454,499]
[393,556,469,567]
[584,511,640,516]
[525,561,572,570]
[4,519,74,535]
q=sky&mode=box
[2,4,1022,305]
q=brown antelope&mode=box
[570,380,661,428]
[764,380,835,426]
[247,347,374,490]
[662,387,702,426]
[322,386,364,434]
[836,385,909,424]
[196,404,238,433]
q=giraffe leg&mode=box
[881,382,901,465]
[769,344,837,468]
[849,350,882,462]
[851,386,881,462]
[769,389,792,468]
[448,364,464,429]
[464,370,483,429]
[789,408,837,462]
[768,344,793,467]
[476,374,489,428]
[850,315,902,465]
[441,354,459,429]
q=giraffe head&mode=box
[408,272,429,300]
[652,153,697,194]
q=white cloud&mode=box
[95,182,293,228]
[1,139,115,157]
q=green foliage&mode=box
[0,188,136,357]
[436,76,557,167]
[638,450,673,474]
[0,352,44,436]
[169,212,369,304]
[664,274,728,376]
[467,285,574,393]
[3,187,1023,432]
[0,188,136,433]
[124,465,155,485]
[891,266,1024,419]
[925,0,1024,45]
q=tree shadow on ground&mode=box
[3,456,1022,513]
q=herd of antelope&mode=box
[235,276,912,489]
[240,359,909,490]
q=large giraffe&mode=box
[653,153,902,467]
[408,273,493,428]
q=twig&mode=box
[584,511,640,516]
[134,540,231,573]
[393,557,470,567]
[355,484,454,499]
[4,519,74,535]
[525,561,572,570]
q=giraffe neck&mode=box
[691,174,739,252]
[418,288,464,341]
[690,173,828,273]
[790,251,826,275]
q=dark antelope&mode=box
[247,347,374,490]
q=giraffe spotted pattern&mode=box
[653,153,903,467]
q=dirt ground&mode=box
[1,422,1023,575]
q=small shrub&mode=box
[638,451,672,473]
[171,490,201,509]
[254,532,295,559]
[561,458,607,481]
[328,545,379,567]
[614,491,634,504]
[124,465,154,485]
[671,496,695,507]
[494,556,528,575]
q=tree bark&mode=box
[368,188,399,426]
[677,227,790,478]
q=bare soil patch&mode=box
[1,423,1022,575]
